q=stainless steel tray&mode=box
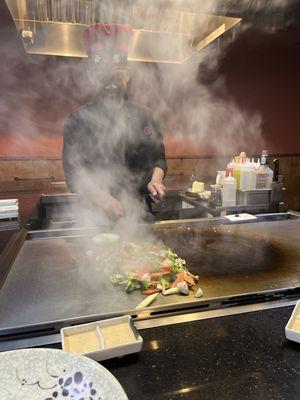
[236,189,271,206]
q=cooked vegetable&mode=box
[125,280,137,293]
[142,288,161,295]
[108,240,202,304]
[160,277,170,293]
[136,293,159,309]
[140,280,150,292]
[111,274,125,286]
[160,265,171,271]
[149,280,161,286]
[195,288,204,298]
[177,281,189,295]
[150,271,170,278]
[163,287,180,296]
[172,272,186,287]
[141,273,151,282]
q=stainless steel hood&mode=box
[5,1,241,63]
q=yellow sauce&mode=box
[291,319,300,332]
[64,330,101,354]
[233,169,241,189]
[101,323,136,348]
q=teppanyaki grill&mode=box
[0,212,300,349]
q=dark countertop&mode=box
[101,306,300,400]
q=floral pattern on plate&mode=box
[0,348,128,400]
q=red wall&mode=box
[219,27,300,156]
[0,4,299,158]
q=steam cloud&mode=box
[0,0,296,235]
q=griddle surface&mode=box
[1,219,300,330]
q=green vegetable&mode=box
[125,279,137,293]
[140,280,150,291]
[111,274,125,286]
[160,277,170,292]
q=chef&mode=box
[62,23,167,219]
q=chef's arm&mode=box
[147,118,167,202]
[148,167,166,202]
[153,126,167,179]
[152,166,165,183]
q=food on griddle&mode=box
[176,281,189,295]
[110,245,200,298]
[163,287,180,296]
[90,234,203,307]
[136,292,160,309]
[195,288,204,298]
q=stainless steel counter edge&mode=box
[134,298,298,330]
[0,299,296,352]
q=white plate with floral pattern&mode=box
[0,348,128,400]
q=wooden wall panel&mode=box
[0,156,299,210]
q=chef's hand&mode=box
[103,196,124,219]
[147,180,166,203]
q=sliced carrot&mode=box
[142,288,161,295]
[160,265,171,271]
[136,271,150,280]
[172,273,186,287]
[150,272,162,278]
[149,280,161,286]
[183,275,195,286]
[170,272,196,287]
[151,271,170,278]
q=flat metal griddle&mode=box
[1,213,300,338]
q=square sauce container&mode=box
[61,315,143,361]
[285,300,300,343]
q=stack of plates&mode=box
[0,199,19,221]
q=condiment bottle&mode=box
[222,174,237,206]
[240,161,257,190]
[226,159,234,177]
[210,184,222,206]
[261,150,269,166]
[216,171,226,186]
[190,168,196,183]
[233,161,241,189]
[256,165,273,189]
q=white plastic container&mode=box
[61,315,143,361]
[285,301,300,343]
[240,163,257,190]
[222,175,236,206]
[216,171,226,186]
[256,166,273,189]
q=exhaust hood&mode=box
[5,1,241,63]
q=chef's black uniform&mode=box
[62,98,167,204]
